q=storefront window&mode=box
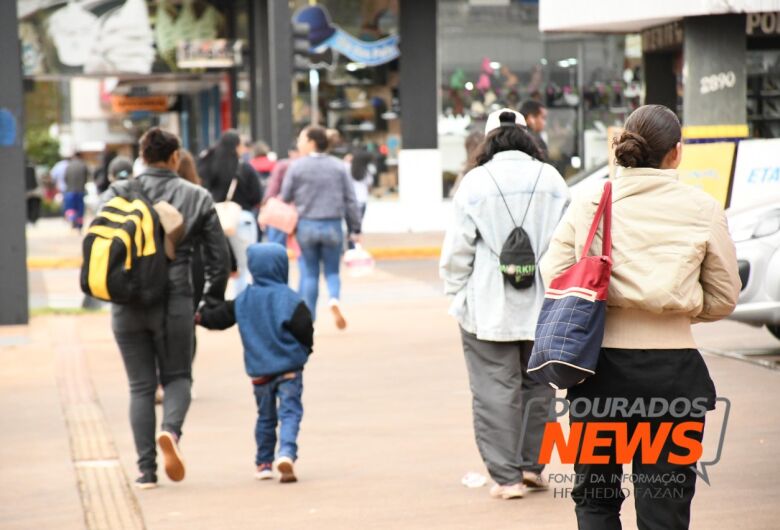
[747,50,780,138]
[438,0,638,196]
[291,0,401,197]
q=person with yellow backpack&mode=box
[81,128,230,489]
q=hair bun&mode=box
[613,130,651,168]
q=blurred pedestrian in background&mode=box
[107,156,133,183]
[520,100,549,161]
[199,130,262,295]
[50,155,69,195]
[177,149,206,315]
[250,141,276,185]
[263,141,300,247]
[449,129,485,198]
[440,108,569,500]
[25,160,42,224]
[63,151,89,230]
[98,156,134,206]
[348,149,375,223]
[281,126,362,329]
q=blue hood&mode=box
[247,243,288,286]
[236,243,308,378]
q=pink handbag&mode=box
[258,197,299,234]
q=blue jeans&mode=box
[63,191,85,229]
[265,227,306,292]
[296,218,343,321]
[253,371,303,465]
[266,226,287,246]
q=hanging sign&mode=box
[677,142,735,208]
[110,95,170,114]
[731,138,780,209]
[176,40,244,69]
[293,6,400,67]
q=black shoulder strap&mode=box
[483,165,517,227]
[519,162,544,228]
[483,161,544,230]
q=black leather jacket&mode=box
[103,168,229,305]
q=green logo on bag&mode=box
[500,263,536,281]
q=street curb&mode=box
[27,247,442,270]
[28,257,83,270]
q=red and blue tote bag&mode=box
[528,181,612,389]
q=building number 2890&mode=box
[700,71,737,95]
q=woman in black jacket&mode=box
[105,128,230,489]
[198,130,262,294]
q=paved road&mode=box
[2,258,780,529]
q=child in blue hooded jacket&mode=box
[198,243,313,483]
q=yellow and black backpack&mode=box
[80,180,167,305]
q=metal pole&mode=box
[577,41,585,163]
[309,69,319,125]
[267,0,294,152]
[0,1,29,324]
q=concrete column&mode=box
[683,15,747,137]
[398,0,442,230]
[249,0,293,153]
[249,0,271,145]
[0,1,29,324]
[643,53,678,110]
[266,1,294,153]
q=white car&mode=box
[726,196,780,340]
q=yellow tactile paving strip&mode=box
[53,318,146,530]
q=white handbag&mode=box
[214,178,242,236]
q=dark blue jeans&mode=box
[296,218,343,321]
[253,371,304,465]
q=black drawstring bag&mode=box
[483,162,544,289]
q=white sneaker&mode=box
[490,482,525,499]
[328,299,347,330]
[254,464,273,481]
[275,456,297,483]
[522,471,549,491]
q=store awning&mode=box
[109,73,223,96]
[539,0,780,33]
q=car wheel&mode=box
[767,325,780,341]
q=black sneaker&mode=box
[135,471,158,490]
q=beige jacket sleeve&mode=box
[694,206,741,323]
[540,201,578,286]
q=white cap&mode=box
[484,108,527,134]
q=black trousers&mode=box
[112,295,194,473]
[567,348,716,530]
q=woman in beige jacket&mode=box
[541,105,740,530]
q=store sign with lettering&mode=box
[293,6,400,67]
[110,95,170,114]
[747,12,780,36]
[642,21,683,53]
[731,139,780,209]
[677,142,735,208]
[177,40,244,69]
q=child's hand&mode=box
[197,300,236,330]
